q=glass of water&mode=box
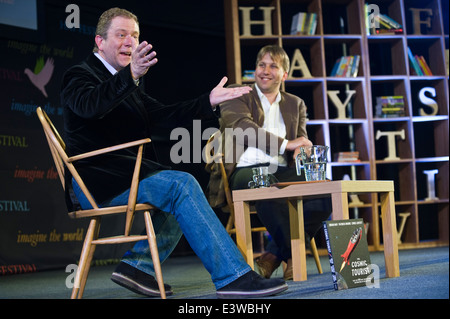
[296,145,329,181]
[248,166,270,188]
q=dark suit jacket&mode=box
[207,83,308,208]
[61,53,215,208]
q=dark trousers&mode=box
[229,164,331,261]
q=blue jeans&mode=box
[73,170,251,289]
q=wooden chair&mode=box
[204,132,322,274]
[36,107,166,299]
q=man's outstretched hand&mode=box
[209,77,252,107]
[130,41,158,80]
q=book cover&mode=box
[368,11,403,35]
[417,55,432,75]
[407,47,423,76]
[290,12,300,35]
[344,55,354,77]
[446,49,449,76]
[336,56,351,76]
[242,70,255,81]
[375,15,392,29]
[375,28,403,35]
[308,13,317,35]
[380,14,402,29]
[378,14,402,29]
[323,219,372,290]
[291,12,317,35]
[350,55,360,77]
[331,56,360,77]
[336,151,360,162]
[330,57,343,76]
[290,12,306,35]
[303,13,313,35]
[375,95,405,118]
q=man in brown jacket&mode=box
[208,45,331,279]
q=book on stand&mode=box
[323,219,372,290]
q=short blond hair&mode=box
[256,45,290,73]
[93,8,139,52]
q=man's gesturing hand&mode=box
[130,41,158,80]
[209,77,252,107]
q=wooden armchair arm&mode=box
[67,138,151,163]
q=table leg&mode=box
[233,200,254,269]
[288,199,307,281]
[380,191,400,278]
[331,192,350,220]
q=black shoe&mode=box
[111,262,172,297]
[216,270,288,299]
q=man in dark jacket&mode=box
[61,7,287,298]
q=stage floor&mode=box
[0,247,448,300]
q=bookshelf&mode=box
[224,0,449,250]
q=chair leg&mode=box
[78,244,96,298]
[310,238,322,274]
[144,211,166,299]
[71,218,98,299]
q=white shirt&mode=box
[237,84,288,167]
[94,53,140,86]
[94,52,118,75]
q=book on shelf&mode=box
[365,4,403,35]
[375,28,403,35]
[378,13,401,29]
[375,96,405,118]
[330,55,360,77]
[407,47,423,76]
[290,12,317,35]
[416,55,433,75]
[407,47,433,76]
[446,49,449,76]
[336,151,360,163]
[242,70,255,81]
[323,219,372,290]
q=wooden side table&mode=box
[232,180,400,281]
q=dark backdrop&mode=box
[0,0,226,275]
